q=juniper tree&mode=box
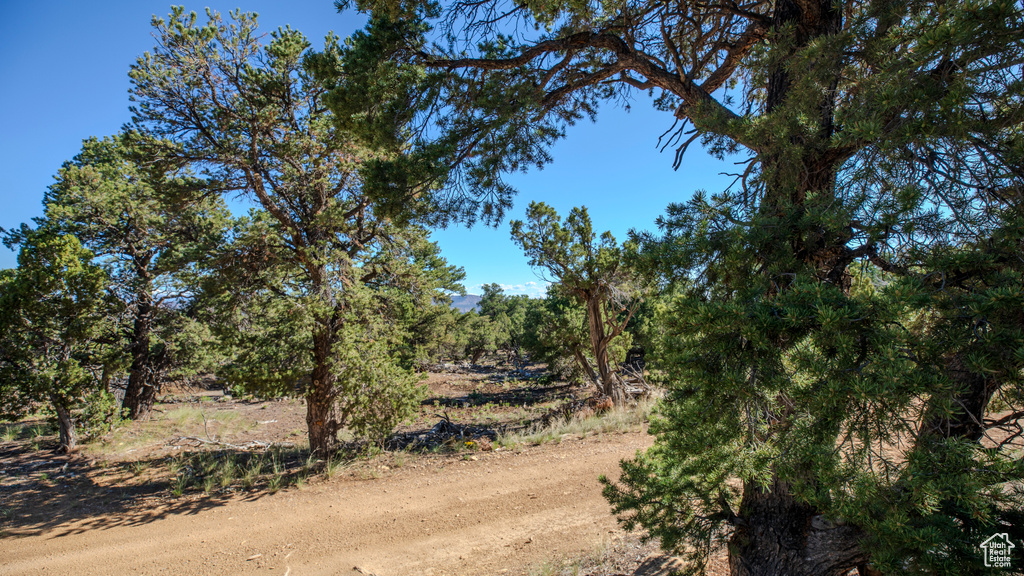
[128,9,459,454]
[0,231,112,452]
[521,289,608,385]
[511,203,641,403]
[336,0,1024,573]
[44,133,230,420]
[459,311,500,364]
[385,239,469,367]
[214,221,454,444]
[476,283,542,367]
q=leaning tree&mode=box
[336,0,1024,573]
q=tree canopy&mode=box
[44,132,230,420]
[511,202,641,402]
[0,3,1021,573]
[0,231,113,452]
[129,8,461,454]
[341,0,1024,573]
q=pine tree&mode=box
[129,9,460,454]
[511,202,642,403]
[0,231,113,452]
[338,0,1024,572]
[44,133,230,420]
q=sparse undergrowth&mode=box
[498,397,657,449]
[0,421,53,448]
[0,368,663,576]
[0,367,657,515]
[526,531,664,576]
[83,400,257,455]
[164,448,352,496]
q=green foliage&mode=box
[320,15,574,225]
[129,8,456,452]
[0,230,115,451]
[511,203,642,396]
[77,388,124,439]
[42,132,231,417]
[606,200,1024,572]
[606,154,1024,574]
[459,311,500,363]
[220,281,428,443]
[520,290,588,381]
[399,304,466,366]
[476,283,541,360]
[380,235,467,367]
[45,133,228,284]
[347,0,1024,571]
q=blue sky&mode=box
[0,1,733,297]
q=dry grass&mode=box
[526,531,665,576]
[499,397,657,449]
[85,402,255,456]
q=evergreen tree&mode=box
[457,311,499,364]
[129,8,458,454]
[476,283,539,368]
[0,231,113,452]
[386,240,468,368]
[44,133,230,420]
[511,202,642,403]
[520,289,592,384]
[338,0,1024,572]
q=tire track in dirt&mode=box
[1,431,652,576]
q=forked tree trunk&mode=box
[51,394,78,453]
[585,296,625,405]
[729,479,866,576]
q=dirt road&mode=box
[1,432,652,576]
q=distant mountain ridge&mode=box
[450,294,481,312]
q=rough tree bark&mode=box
[729,480,867,576]
[122,287,156,420]
[919,352,998,444]
[307,323,340,456]
[572,347,600,384]
[726,0,856,572]
[51,393,78,453]
[585,296,625,405]
[305,263,343,457]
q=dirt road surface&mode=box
[1,432,652,576]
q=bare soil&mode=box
[0,367,726,575]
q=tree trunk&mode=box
[122,286,156,420]
[730,3,856,572]
[585,296,625,404]
[729,478,865,576]
[51,394,77,453]
[306,325,339,456]
[572,347,600,383]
